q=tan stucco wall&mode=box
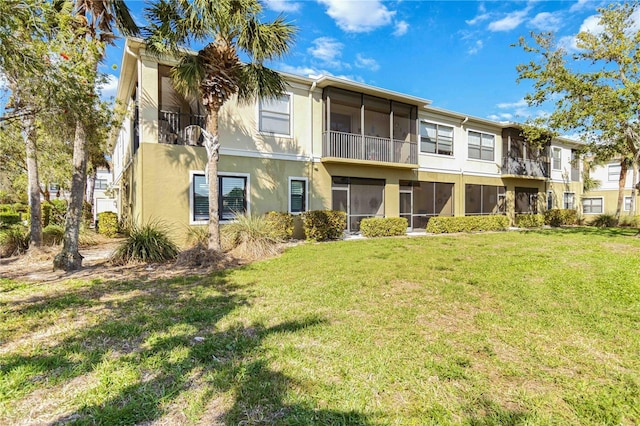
[582,189,639,216]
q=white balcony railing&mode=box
[322,131,417,165]
[159,110,207,145]
[502,156,550,178]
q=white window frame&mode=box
[258,92,293,137]
[189,170,251,225]
[563,191,575,210]
[288,177,308,214]
[419,120,454,156]
[582,197,603,214]
[608,164,621,181]
[467,129,496,162]
[552,148,562,171]
[547,190,554,210]
[624,196,632,211]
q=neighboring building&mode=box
[111,38,589,245]
[91,168,117,223]
[583,160,639,217]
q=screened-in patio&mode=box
[400,181,454,229]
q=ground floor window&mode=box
[563,192,575,210]
[191,173,248,222]
[399,181,454,229]
[547,190,554,210]
[289,178,308,214]
[332,177,385,232]
[515,187,539,214]
[465,184,505,215]
[582,197,603,214]
[624,196,632,211]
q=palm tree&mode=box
[54,0,138,270]
[144,0,296,251]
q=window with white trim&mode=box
[468,131,495,161]
[552,148,562,170]
[582,197,603,214]
[420,122,453,156]
[608,164,621,181]
[547,190,554,210]
[289,178,308,214]
[563,192,575,210]
[624,196,632,211]
[259,94,291,136]
[191,174,248,222]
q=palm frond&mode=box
[238,15,296,62]
[110,0,140,37]
[171,54,206,98]
[236,63,287,104]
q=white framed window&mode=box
[582,197,603,214]
[189,171,250,224]
[420,121,453,156]
[289,177,308,214]
[552,148,562,170]
[608,164,621,181]
[624,196,632,211]
[95,179,109,190]
[547,190,554,210]
[563,192,575,210]
[259,93,292,136]
[468,130,495,161]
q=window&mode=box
[465,184,505,215]
[582,197,603,214]
[95,179,108,190]
[608,164,621,181]
[289,178,308,214]
[468,131,495,161]
[563,192,575,210]
[547,190,554,210]
[624,196,632,211]
[191,173,249,222]
[552,148,562,170]
[420,122,453,156]
[259,94,291,135]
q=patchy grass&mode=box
[1,228,639,424]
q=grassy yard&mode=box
[1,228,639,425]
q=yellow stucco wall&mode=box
[582,189,639,217]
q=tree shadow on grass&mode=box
[463,397,534,426]
[1,270,373,425]
[522,226,639,238]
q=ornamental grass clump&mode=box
[221,213,281,260]
[111,222,179,264]
[0,226,29,257]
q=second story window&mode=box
[468,131,495,161]
[420,122,453,156]
[552,148,562,170]
[95,179,108,190]
[259,94,291,136]
[608,164,621,181]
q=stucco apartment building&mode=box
[112,38,589,245]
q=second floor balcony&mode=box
[502,156,550,179]
[159,109,207,146]
[323,131,418,166]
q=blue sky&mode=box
[100,0,623,123]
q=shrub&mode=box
[544,209,577,227]
[111,222,178,264]
[426,215,509,234]
[0,204,12,213]
[0,212,21,228]
[221,214,281,260]
[97,211,119,238]
[41,199,67,227]
[186,226,209,247]
[83,201,93,224]
[43,224,64,246]
[516,214,545,228]
[619,215,640,228]
[360,217,407,238]
[302,210,346,241]
[264,211,294,240]
[0,226,29,257]
[590,214,618,228]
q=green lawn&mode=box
[1,228,639,425]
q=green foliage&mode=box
[360,217,408,238]
[42,224,64,246]
[544,209,578,227]
[618,215,640,228]
[301,210,346,241]
[221,214,281,259]
[111,223,179,265]
[264,211,294,240]
[0,212,21,228]
[0,225,29,257]
[41,200,67,227]
[97,212,119,238]
[590,214,618,228]
[0,191,17,204]
[426,215,509,234]
[516,214,545,228]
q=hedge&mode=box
[97,211,119,238]
[515,214,545,228]
[360,217,407,238]
[544,209,577,227]
[426,215,509,234]
[43,224,64,245]
[302,210,346,241]
[0,212,21,228]
[264,211,294,240]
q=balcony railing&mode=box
[159,110,207,145]
[322,131,417,165]
[502,156,550,178]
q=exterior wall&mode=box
[583,161,639,216]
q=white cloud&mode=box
[569,0,590,13]
[355,54,380,71]
[263,0,301,12]
[497,99,528,109]
[468,40,484,55]
[579,14,604,34]
[488,6,532,32]
[317,0,395,33]
[487,113,514,122]
[308,37,344,67]
[393,20,409,36]
[530,12,564,32]
[99,74,118,99]
[277,64,325,79]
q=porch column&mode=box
[385,178,400,218]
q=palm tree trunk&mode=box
[54,121,87,270]
[615,159,628,220]
[206,108,221,251]
[23,114,42,248]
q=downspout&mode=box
[309,80,317,209]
